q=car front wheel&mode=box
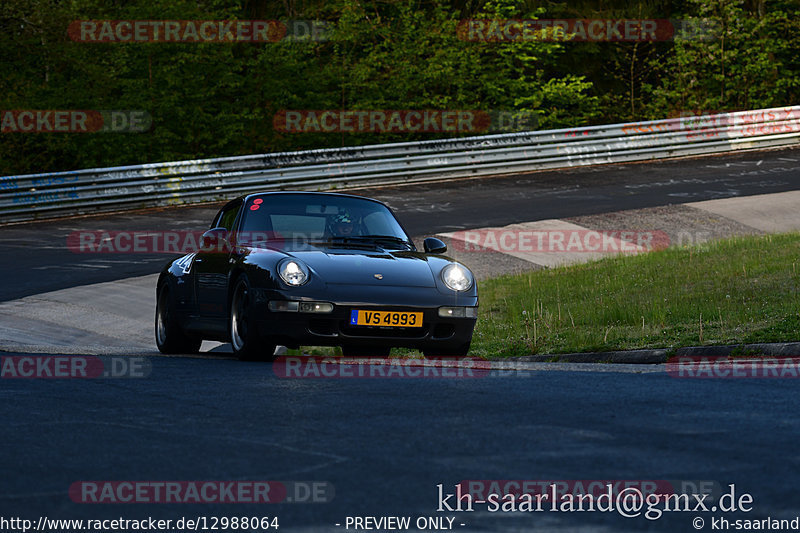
[230,275,276,362]
[155,284,201,354]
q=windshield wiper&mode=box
[309,235,413,250]
[354,235,414,249]
[309,237,380,249]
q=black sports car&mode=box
[155,191,478,361]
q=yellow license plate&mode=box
[350,310,423,328]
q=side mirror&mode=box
[423,237,447,254]
[200,228,229,252]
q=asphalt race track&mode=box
[4,355,800,532]
[2,147,800,532]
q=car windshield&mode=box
[237,194,412,249]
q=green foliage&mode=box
[0,0,797,174]
[642,0,800,117]
[470,233,800,358]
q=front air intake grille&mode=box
[339,323,429,339]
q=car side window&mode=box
[214,201,242,231]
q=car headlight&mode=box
[441,263,473,291]
[278,259,309,286]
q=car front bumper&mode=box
[250,285,477,351]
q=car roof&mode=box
[214,190,412,241]
[222,190,389,211]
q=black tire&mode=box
[341,345,392,358]
[423,342,470,358]
[155,284,201,354]
[230,275,276,362]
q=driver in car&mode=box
[330,212,358,237]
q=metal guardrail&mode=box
[1,106,799,223]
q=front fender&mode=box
[236,248,329,292]
[158,253,197,305]
[425,254,479,299]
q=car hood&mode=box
[285,248,437,287]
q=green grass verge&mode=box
[469,233,800,359]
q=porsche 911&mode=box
[155,191,478,361]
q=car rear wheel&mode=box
[230,275,276,362]
[155,284,201,354]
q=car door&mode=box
[193,200,243,329]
